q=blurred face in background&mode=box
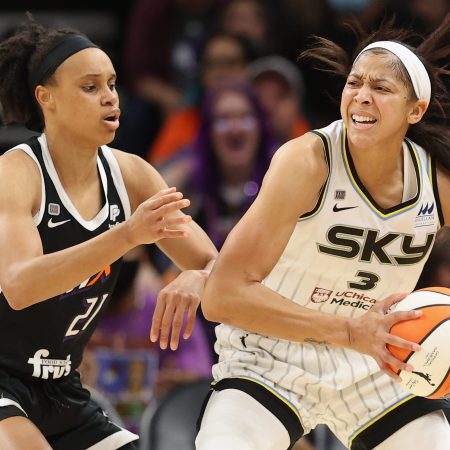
[201,35,248,90]
[222,0,268,44]
[210,90,260,176]
[252,72,299,141]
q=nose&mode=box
[101,87,119,106]
[354,84,372,104]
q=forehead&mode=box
[351,51,403,80]
[213,90,253,113]
[54,47,114,80]
[205,37,244,59]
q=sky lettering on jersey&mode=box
[318,225,435,265]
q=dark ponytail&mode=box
[0,13,83,131]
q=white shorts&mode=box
[212,325,450,448]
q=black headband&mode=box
[29,34,98,91]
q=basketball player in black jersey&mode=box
[0,15,217,450]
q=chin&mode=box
[347,130,374,149]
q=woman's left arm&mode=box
[114,150,218,349]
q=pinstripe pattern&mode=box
[212,120,440,446]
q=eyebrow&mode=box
[348,72,395,84]
[78,73,116,80]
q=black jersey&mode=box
[0,134,131,380]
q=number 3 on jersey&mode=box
[65,294,108,337]
[349,270,380,290]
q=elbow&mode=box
[202,276,232,323]
[1,285,26,310]
[1,274,29,310]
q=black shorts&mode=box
[0,368,138,450]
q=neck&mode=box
[348,139,405,207]
[44,130,99,187]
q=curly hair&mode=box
[0,13,85,131]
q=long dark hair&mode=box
[191,79,277,247]
[298,14,450,170]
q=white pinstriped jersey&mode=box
[263,119,438,316]
[212,120,442,445]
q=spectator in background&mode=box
[81,246,213,432]
[156,80,277,357]
[113,0,226,158]
[147,32,251,167]
[158,80,277,247]
[409,0,450,34]
[189,80,277,249]
[249,55,311,144]
[218,0,280,57]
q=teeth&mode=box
[352,114,376,123]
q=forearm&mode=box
[3,222,134,309]
[157,221,218,272]
[203,277,350,348]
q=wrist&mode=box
[323,315,352,349]
[113,221,136,252]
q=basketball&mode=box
[387,287,450,399]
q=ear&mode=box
[34,85,54,109]
[408,99,428,125]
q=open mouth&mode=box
[104,112,119,122]
[226,135,247,151]
[102,110,120,130]
[351,114,377,126]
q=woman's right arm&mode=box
[202,133,421,379]
[0,151,189,309]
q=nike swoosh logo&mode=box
[333,204,358,212]
[48,218,71,228]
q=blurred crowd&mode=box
[0,0,449,448]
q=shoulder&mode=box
[0,148,41,211]
[0,147,41,183]
[270,131,329,182]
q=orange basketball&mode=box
[387,287,450,399]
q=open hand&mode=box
[126,187,192,246]
[150,269,206,350]
[347,292,422,381]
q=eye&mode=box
[346,79,359,87]
[108,83,116,91]
[83,85,97,93]
[375,86,390,93]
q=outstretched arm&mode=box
[115,150,218,350]
[0,150,191,309]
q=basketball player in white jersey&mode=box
[196,15,450,450]
[0,15,217,450]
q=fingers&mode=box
[158,215,192,236]
[372,292,409,314]
[158,301,176,350]
[384,343,414,373]
[150,289,200,351]
[183,305,197,340]
[149,190,188,210]
[378,360,403,382]
[387,308,422,326]
[169,305,187,351]
[150,296,166,343]
[152,294,187,350]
